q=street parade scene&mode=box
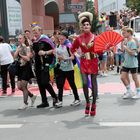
[0,0,140,140]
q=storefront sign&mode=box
[68,3,84,12]
[6,0,23,36]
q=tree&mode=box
[86,0,98,33]
[126,0,140,14]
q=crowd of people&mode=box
[99,8,139,32]
[0,10,140,117]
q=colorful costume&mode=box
[71,11,98,116]
[71,32,98,74]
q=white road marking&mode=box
[99,122,140,127]
[0,124,23,128]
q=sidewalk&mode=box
[0,80,127,96]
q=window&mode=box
[135,18,140,32]
[131,20,134,29]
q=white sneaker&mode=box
[132,94,140,99]
[70,100,81,106]
[18,104,28,110]
[103,73,108,77]
[123,92,132,99]
[55,101,63,108]
[31,95,37,107]
[100,72,104,77]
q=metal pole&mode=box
[0,0,9,41]
[116,0,118,11]
[102,0,104,13]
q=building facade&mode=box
[98,0,126,16]
[94,0,98,15]
[0,0,86,39]
[21,0,86,35]
[21,0,57,35]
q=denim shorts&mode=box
[102,54,108,62]
[115,54,124,63]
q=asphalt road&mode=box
[0,93,140,140]
[0,71,140,140]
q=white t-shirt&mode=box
[0,43,14,65]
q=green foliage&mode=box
[126,0,140,14]
[86,0,98,33]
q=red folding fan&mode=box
[94,31,124,53]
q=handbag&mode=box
[8,60,19,76]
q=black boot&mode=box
[117,67,119,73]
[37,102,49,108]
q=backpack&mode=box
[66,47,77,65]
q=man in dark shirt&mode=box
[32,26,58,108]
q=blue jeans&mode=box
[115,53,124,65]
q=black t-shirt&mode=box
[32,41,54,70]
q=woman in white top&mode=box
[0,36,15,95]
